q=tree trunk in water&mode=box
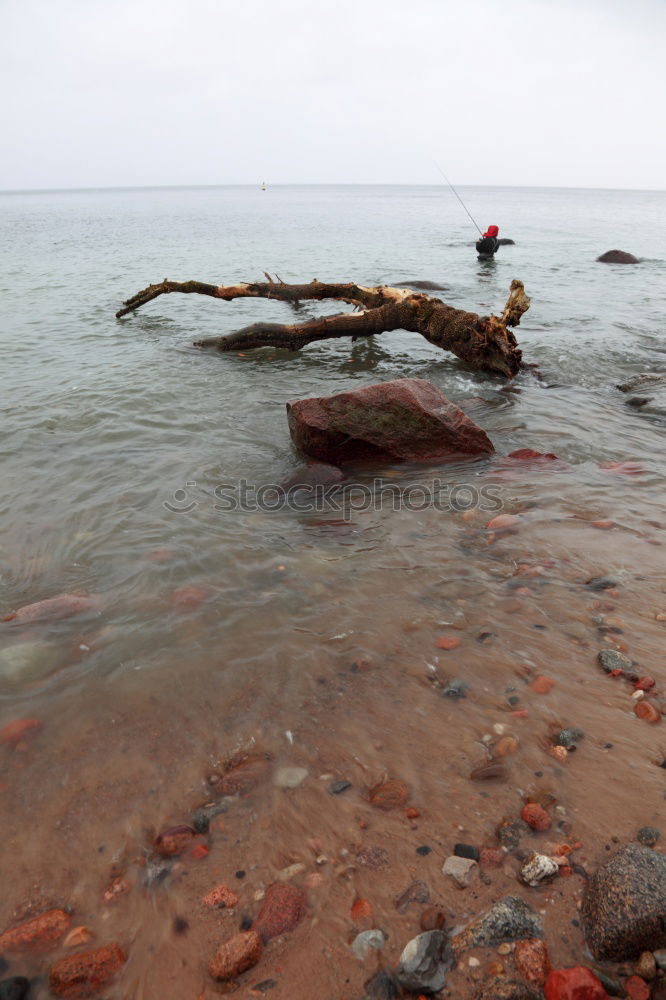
[115,276,530,378]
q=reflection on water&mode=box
[0,185,665,998]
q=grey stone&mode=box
[474,977,542,1000]
[363,969,400,999]
[396,929,452,994]
[441,679,469,699]
[442,855,478,887]
[351,929,386,960]
[192,800,228,833]
[654,948,666,971]
[582,842,666,960]
[0,979,31,1000]
[597,649,637,678]
[557,727,584,749]
[636,826,660,847]
[451,896,543,953]
[498,820,529,850]
[0,640,60,688]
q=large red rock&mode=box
[0,909,71,952]
[545,967,608,999]
[49,943,126,997]
[3,594,97,625]
[253,883,307,941]
[209,930,262,981]
[286,378,494,464]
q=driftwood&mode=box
[115,276,530,377]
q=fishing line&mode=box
[434,161,483,236]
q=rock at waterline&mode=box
[0,641,61,689]
[364,969,401,998]
[582,843,666,960]
[451,896,543,953]
[474,977,542,1000]
[281,461,344,490]
[287,378,495,465]
[497,238,516,246]
[597,249,640,263]
[396,929,452,994]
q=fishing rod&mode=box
[434,161,483,236]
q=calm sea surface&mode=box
[0,185,665,998]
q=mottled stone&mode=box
[582,843,666,960]
[49,943,126,998]
[474,977,542,1000]
[0,909,71,953]
[452,896,543,953]
[442,855,478,888]
[209,930,262,981]
[253,883,307,942]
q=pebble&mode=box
[396,930,451,994]
[635,700,661,723]
[277,862,306,881]
[351,929,385,960]
[442,855,478,888]
[623,976,650,1000]
[154,825,196,857]
[598,649,637,677]
[514,938,550,986]
[64,926,92,948]
[531,675,555,694]
[498,820,528,850]
[544,966,607,999]
[557,728,584,749]
[520,852,559,886]
[521,803,552,831]
[192,801,227,833]
[435,635,461,650]
[0,979,30,1000]
[49,943,126,997]
[220,758,270,796]
[209,930,262,981]
[549,747,568,762]
[364,969,401,999]
[470,760,507,781]
[351,898,373,921]
[328,779,351,795]
[442,679,469,698]
[454,843,480,861]
[0,910,71,953]
[634,951,657,980]
[451,897,543,952]
[636,826,660,847]
[654,949,666,971]
[416,845,431,856]
[203,885,239,908]
[4,593,97,625]
[496,736,519,757]
[586,577,619,591]
[273,766,308,789]
[356,846,390,870]
[480,848,504,869]
[253,883,307,942]
[368,779,409,810]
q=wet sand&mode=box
[2,479,665,998]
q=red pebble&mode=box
[435,635,461,650]
[253,883,307,942]
[521,803,552,831]
[599,460,645,476]
[515,938,551,986]
[545,966,608,1000]
[511,709,530,719]
[154,825,197,857]
[0,909,71,953]
[559,865,573,877]
[624,976,650,1000]
[191,844,209,860]
[634,676,656,691]
[203,885,239,908]
[487,513,521,531]
[479,847,504,869]
[507,449,559,462]
[405,807,421,819]
[635,700,661,724]
[1,718,42,745]
[49,943,126,998]
[351,897,372,921]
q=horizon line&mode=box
[1,181,665,196]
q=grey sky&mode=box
[1,0,664,191]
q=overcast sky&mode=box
[1,0,664,191]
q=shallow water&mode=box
[0,185,665,998]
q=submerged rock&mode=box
[253,883,307,942]
[209,930,262,981]
[451,896,543,952]
[0,910,71,953]
[287,378,495,465]
[351,929,386,960]
[520,852,559,887]
[544,966,608,999]
[3,593,98,625]
[0,641,61,688]
[597,249,639,263]
[396,929,452,994]
[582,843,666,960]
[364,969,401,998]
[49,943,126,998]
[0,978,31,1000]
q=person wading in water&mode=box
[476,224,500,258]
